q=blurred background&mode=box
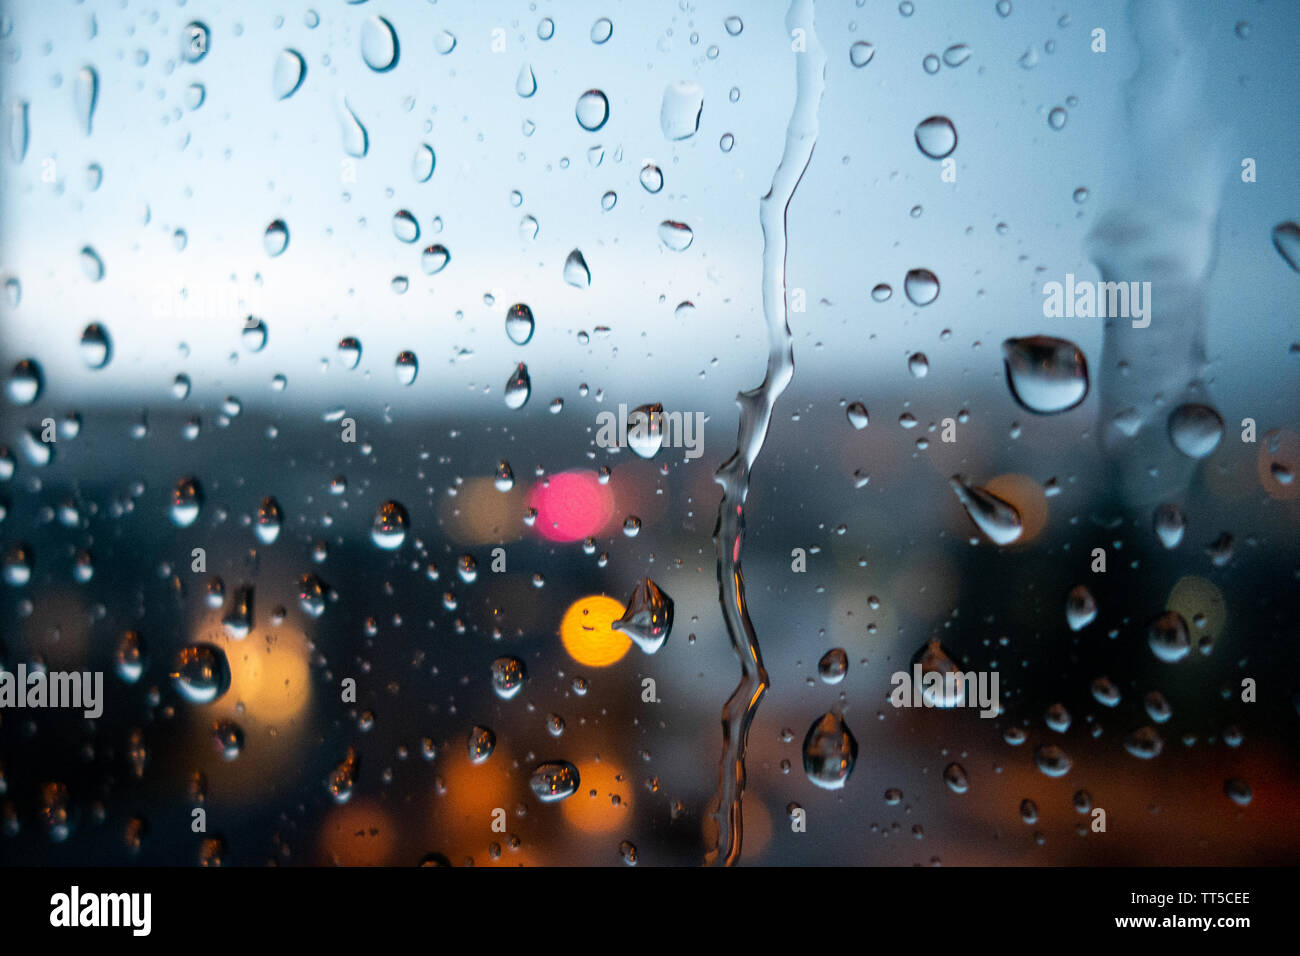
[0,0,1297,866]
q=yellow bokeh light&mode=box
[560,595,632,667]
[214,628,312,724]
[560,758,629,834]
[984,473,1049,546]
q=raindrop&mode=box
[530,761,580,802]
[903,268,939,305]
[949,475,1023,546]
[395,351,418,386]
[328,748,359,804]
[818,648,848,684]
[435,31,457,55]
[1033,744,1072,777]
[171,644,231,705]
[1001,335,1089,414]
[846,402,869,430]
[871,283,892,302]
[943,44,972,67]
[658,220,694,251]
[392,210,420,243]
[1124,727,1164,759]
[1272,222,1300,272]
[338,98,369,157]
[626,404,665,458]
[803,711,857,790]
[421,244,450,274]
[9,100,28,162]
[80,246,105,281]
[725,16,744,36]
[467,726,496,763]
[370,501,409,550]
[1048,107,1068,130]
[182,22,209,63]
[914,116,957,159]
[575,90,609,131]
[1224,779,1252,806]
[907,352,929,378]
[1147,611,1190,663]
[7,359,42,405]
[74,66,98,135]
[273,50,306,100]
[564,249,592,287]
[612,578,675,654]
[361,16,399,72]
[222,586,253,639]
[412,143,435,182]
[943,762,969,793]
[1065,585,1097,631]
[922,54,940,74]
[494,460,515,492]
[660,82,704,140]
[242,317,268,352]
[170,477,203,528]
[115,630,145,684]
[590,18,614,44]
[211,721,244,760]
[516,64,538,98]
[640,163,664,193]
[505,304,535,345]
[264,219,289,257]
[338,337,362,369]
[1153,503,1186,549]
[912,639,967,707]
[1167,403,1223,459]
[490,657,527,699]
[255,497,282,545]
[298,573,332,618]
[504,363,531,409]
[537,18,555,41]
[849,41,875,67]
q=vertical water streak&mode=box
[705,0,826,867]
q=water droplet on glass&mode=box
[530,761,579,801]
[850,41,875,67]
[421,244,450,274]
[494,460,515,492]
[922,54,940,74]
[803,711,857,790]
[818,648,848,684]
[170,477,203,527]
[395,351,418,386]
[846,402,869,430]
[1167,403,1223,459]
[273,49,306,100]
[222,586,253,639]
[903,268,939,305]
[1065,585,1097,631]
[435,30,457,55]
[338,98,368,157]
[490,656,527,699]
[392,210,419,243]
[563,249,591,287]
[115,630,145,684]
[1147,611,1190,663]
[263,219,289,257]
[1034,744,1072,777]
[80,246,104,281]
[467,725,496,763]
[640,163,664,193]
[360,16,399,71]
[949,475,1023,545]
[504,363,531,409]
[182,22,209,63]
[7,359,41,405]
[255,497,282,545]
[658,220,694,251]
[613,578,674,654]
[907,352,929,378]
[412,143,435,182]
[370,500,409,550]
[171,644,231,705]
[1048,107,1068,130]
[505,303,535,345]
[590,18,614,44]
[914,116,956,159]
[627,404,665,458]
[660,82,703,140]
[328,747,359,803]
[9,100,28,162]
[943,762,969,793]
[74,67,98,135]
[516,64,537,98]
[1124,726,1164,760]
[943,44,972,67]
[338,336,362,369]
[1001,335,1089,414]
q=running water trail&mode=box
[705,0,825,867]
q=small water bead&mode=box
[7,359,42,405]
[516,64,537,98]
[371,500,409,550]
[518,216,539,241]
[1001,335,1089,414]
[338,98,369,157]
[1033,744,1072,777]
[719,133,735,152]
[411,143,436,183]
[211,720,245,760]
[115,630,145,684]
[949,475,1023,545]
[563,250,591,288]
[1020,799,1038,825]
[658,220,694,251]
[421,244,451,275]
[870,283,892,303]
[907,352,929,378]
[849,41,875,67]
[661,82,704,140]
[1091,677,1122,708]
[535,17,555,40]
[298,573,332,618]
[943,762,969,794]
[724,16,744,36]
[328,748,359,804]
[503,363,531,409]
[395,351,418,386]
[622,516,641,537]
[590,18,613,44]
[997,0,1012,16]
[3,544,33,585]
[903,268,940,306]
[899,1,914,14]
[640,163,664,193]
[1224,779,1251,806]
[601,190,617,210]
[75,67,98,135]
[1045,702,1072,733]
[1167,403,1224,459]
[922,54,940,74]
[467,726,496,764]
[846,402,869,430]
[3,277,18,308]
[613,577,674,654]
[80,246,105,281]
[493,460,515,492]
[575,90,610,132]
[817,648,848,684]
[1065,585,1097,631]
[619,841,638,865]
[392,210,419,243]
[491,656,527,699]
[1048,107,1068,130]
[264,219,289,257]
[914,116,957,159]
[273,49,306,99]
[338,337,362,369]
[255,497,283,545]
[435,30,457,54]
[803,711,857,790]
[943,44,972,67]
[172,373,192,400]
[1271,222,1300,272]
[1124,726,1164,760]
[170,477,203,527]
[1153,503,1186,549]
[1147,611,1190,663]
[241,317,268,353]
[171,644,231,705]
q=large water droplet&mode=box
[505,304,535,345]
[660,82,703,140]
[395,351,418,386]
[575,90,609,131]
[818,648,848,684]
[949,475,1023,545]
[1167,403,1223,459]
[421,244,450,274]
[74,67,98,135]
[640,162,664,193]
[1001,335,1089,414]
[914,115,956,158]
[79,323,112,369]
[490,656,527,699]
[803,711,857,790]
[392,210,420,243]
[7,359,42,405]
[412,143,435,182]
[612,578,674,653]
[530,761,580,802]
[171,644,231,705]
[516,64,537,98]
[361,16,399,71]
[338,336,362,369]
[590,18,614,44]
[467,725,496,763]
[849,41,875,67]
[903,267,939,305]
[371,500,409,550]
[626,404,665,458]
[273,49,306,99]
[563,249,591,287]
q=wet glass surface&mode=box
[1,0,1298,866]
